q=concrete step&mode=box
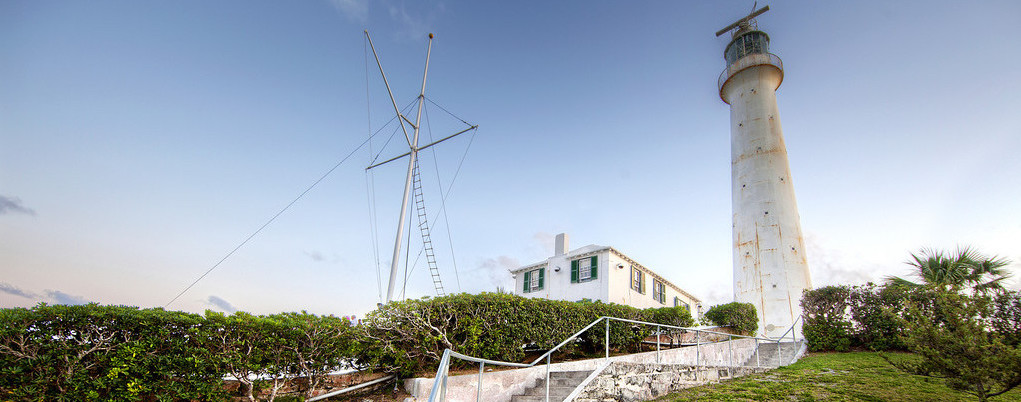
[743,341,803,367]
[523,385,576,396]
[535,377,586,387]
[548,370,591,379]
[511,393,573,402]
[510,370,591,402]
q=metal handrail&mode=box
[773,315,803,366]
[425,315,798,402]
[307,375,395,402]
[776,315,802,343]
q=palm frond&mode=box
[884,275,921,289]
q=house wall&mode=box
[513,250,608,303]
[607,253,701,312]
[511,245,701,316]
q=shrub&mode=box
[801,285,853,352]
[648,306,694,328]
[848,283,907,350]
[703,302,757,335]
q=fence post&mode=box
[605,317,610,360]
[656,325,661,363]
[695,330,701,367]
[728,335,733,367]
[427,349,451,402]
[442,362,449,401]
[476,362,484,402]
[755,338,760,368]
[776,339,781,367]
[545,354,551,402]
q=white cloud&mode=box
[532,231,555,256]
[329,0,368,23]
[472,255,518,290]
[385,1,444,41]
[805,233,891,287]
[305,250,326,262]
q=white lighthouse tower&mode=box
[716,6,811,338]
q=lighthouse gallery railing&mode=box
[717,52,784,94]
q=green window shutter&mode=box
[640,274,645,294]
[538,268,545,289]
[589,256,598,279]
[523,271,530,293]
[571,260,579,283]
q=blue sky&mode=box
[2,1,1019,317]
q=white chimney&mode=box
[555,233,569,256]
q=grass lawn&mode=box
[654,351,1021,401]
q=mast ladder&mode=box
[412,158,445,297]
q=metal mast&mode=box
[364,31,477,304]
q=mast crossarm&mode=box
[365,125,477,171]
[366,150,412,170]
[417,125,478,153]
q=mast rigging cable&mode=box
[165,105,412,308]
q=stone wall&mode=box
[573,362,768,402]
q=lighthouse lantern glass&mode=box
[725,31,770,65]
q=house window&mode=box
[631,266,645,294]
[523,268,544,293]
[571,256,598,283]
[653,279,666,304]
[674,297,689,310]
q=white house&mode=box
[509,233,702,315]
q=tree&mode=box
[888,289,1021,401]
[885,247,1011,294]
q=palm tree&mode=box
[885,246,1012,293]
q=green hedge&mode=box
[0,304,355,401]
[1,294,695,398]
[801,284,913,352]
[801,285,1021,352]
[0,304,227,401]
[359,292,693,376]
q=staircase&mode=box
[510,370,591,402]
[743,341,804,367]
